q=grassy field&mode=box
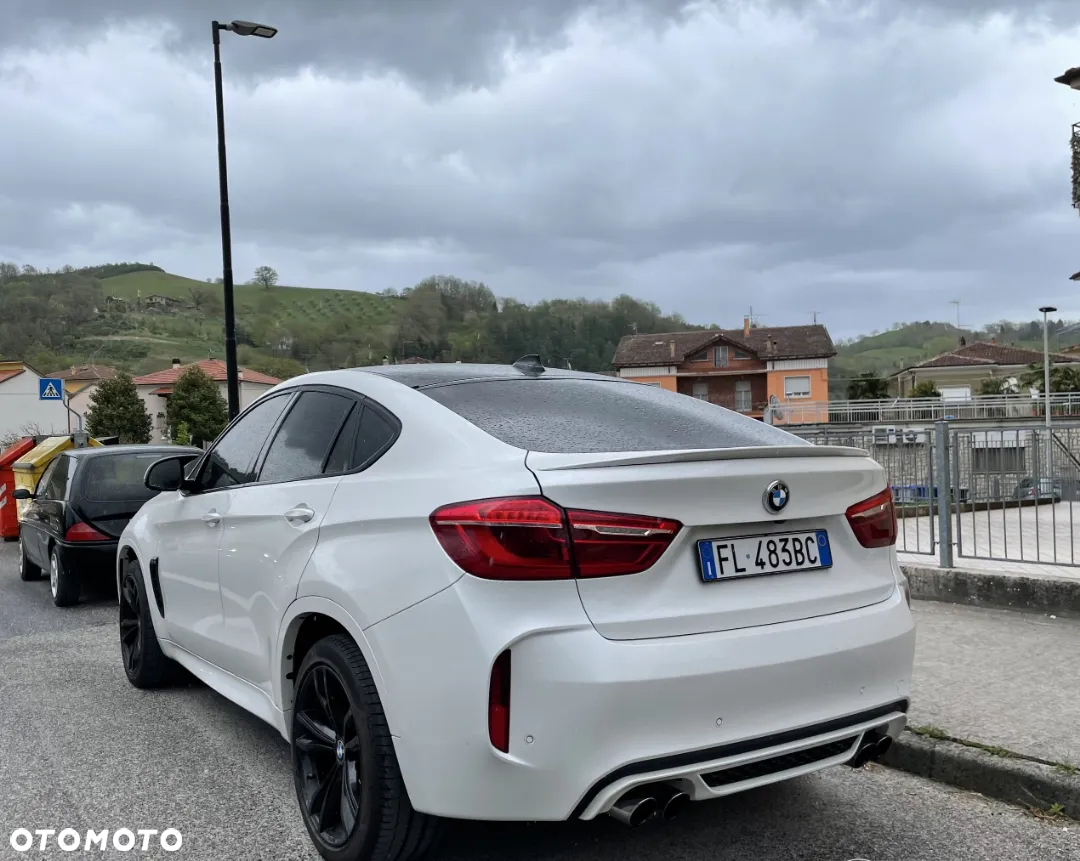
[62,270,401,375]
[102,270,399,329]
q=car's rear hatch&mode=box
[526,446,898,640]
[73,451,175,538]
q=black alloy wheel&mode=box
[291,635,442,861]
[294,663,365,849]
[118,558,177,688]
[119,571,143,678]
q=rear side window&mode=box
[42,456,73,500]
[258,391,355,484]
[421,379,805,453]
[82,453,178,502]
[323,403,398,473]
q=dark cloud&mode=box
[1,0,1080,339]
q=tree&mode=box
[1020,363,1080,394]
[250,265,279,289]
[909,380,940,398]
[85,373,152,443]
[846,371,890,400]
[0,261,18,284]
[166,366,228,446]
[173,422,192,446]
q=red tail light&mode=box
[488,650,511,753]
[429,497,681,580]
[845,488,897,549]
[65,522,110,542]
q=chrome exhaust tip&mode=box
[660,790,690,819]
[607,795,659,827]
[847,730,892,768]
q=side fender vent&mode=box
[148,557,165,617]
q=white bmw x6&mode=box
[117,359,915,861]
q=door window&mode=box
[35,459,59,497]
[198,394,292,490]
[44,455,73,500]
[258,391,355,484]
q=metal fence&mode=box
[769,392,1080,426]
[790,421,1080,568]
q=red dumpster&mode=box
[0,437,35,540]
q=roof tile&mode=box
[612,324,835,367]
[132,359,281,387]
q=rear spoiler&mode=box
[527,444,870,471]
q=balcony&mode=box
[767,393,1080,426]
[701,394,764,415]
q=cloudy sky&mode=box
[2,0,1080,338]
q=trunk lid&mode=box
[526,446,897,640]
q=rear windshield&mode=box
[421,378,806,453]
[81,453,175,502]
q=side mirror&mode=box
[12,488,32,501]
[145,455,201,493]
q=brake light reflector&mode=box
[845,488,897,549]
[65,522,109,542]
[429,496,682,580]
[488,650,511,753]
[429,498,573,580]
[567,509,682,578]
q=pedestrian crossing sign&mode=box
[39,378,64,400]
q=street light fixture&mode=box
[1055,67,1080,90]
[1040,305,1058,476]
[211,19,276,419]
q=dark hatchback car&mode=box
[15,445,201,606]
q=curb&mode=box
[881,731,1080,820]
[901,564,1080,617]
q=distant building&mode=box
[50,364,119,425]
[0,361,72,439]
[132,359,281,442]
[890,340,1080,399]
[612,318,836,423]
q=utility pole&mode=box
[811,310,821,324]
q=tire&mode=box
[291,635,444,861]
[119,557,179,688]
[49,546,80,607]
[18,534,41,582]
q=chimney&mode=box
[743,316,751,337]
[171,358,180,369]
[669,340,676,358]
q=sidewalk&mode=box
[884,599,1080,817]
[897,550,1080,582]
[906,601,1080,766]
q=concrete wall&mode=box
[0,370,71,439]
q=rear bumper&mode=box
[364,577,916,822]
[56,540,118,579]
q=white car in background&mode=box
[117,358,915,861]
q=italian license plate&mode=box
[697,530,832,582]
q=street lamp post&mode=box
[211,20,277,419]
[1040,305,1057,477]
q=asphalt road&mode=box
[0,538,1076,860]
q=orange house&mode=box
[611,319,835,424]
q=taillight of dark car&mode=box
[845,487,897,549]
[65,521,110,542]
[429,496,681,580]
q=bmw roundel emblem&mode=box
[763,480,790,514]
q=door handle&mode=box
[202,510,221,527]
[284,505,315,524]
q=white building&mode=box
[0,361,73,441]
[132,359,282,442]
[51,364,119,428]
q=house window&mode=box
[784,375,811,399]
[734,350,749,360]
[692,382,709,401]
[687,351,708,362]
[973,447,1025,472]
[735,380,752,412]
[714,346,729,368]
